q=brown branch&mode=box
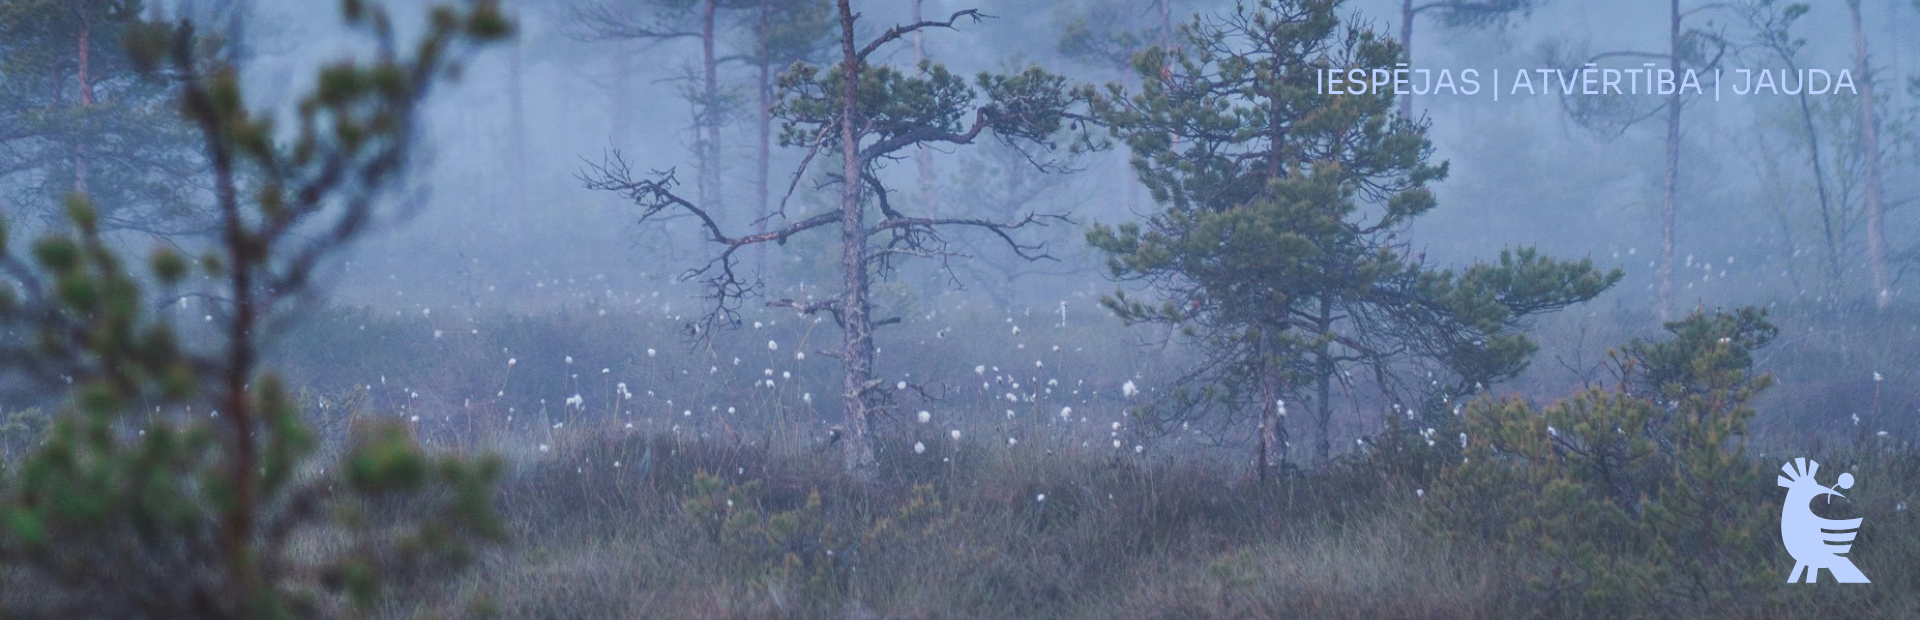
[858,108,991,162]
[854,9,987,62]
[869,212,1070,261]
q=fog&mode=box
[244,0,1918,432]
[3,0,1919,616]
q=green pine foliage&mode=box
[0,1,511,617]
[1087,0,1621,467]
[0,0,213,234]
[1429,308,1782,617]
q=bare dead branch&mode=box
[855,10,988,62]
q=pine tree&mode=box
[0,2,510,616]
[0,0,209,236]
[586,1,1094,483]
[1088,0,1619,474]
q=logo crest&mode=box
[1778,458,1869,584]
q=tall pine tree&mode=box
[1089,0,1619,474]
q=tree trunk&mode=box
[207,89,260,611]
[508,5,528,209]
[701,0,724,216]
[1787,60,1843,295]
[1313,297,1334,465]
[912,0,933,210]
[1398,0,1413,119]
[912,0,938,299]
[1849,0,1889,309]
[754,1,773,273]
[614,38,632,148]
[836,0,879,483]
[1160,0,1172,46]
[74,7,92,195]
[1659,0,1680,320]
[1257,337,1284,481]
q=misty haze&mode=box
[0,0,1916,618]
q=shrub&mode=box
[1429,308,1780,617]
[0,2,510,617]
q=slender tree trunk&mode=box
[225,0,247,67]
[508,5,528,209]
[754,1,773,273]
[701,0,724,215]
[1659,0,1680,320]
[836,0,879,483]
[1313,297,1334,464]
[614,39,632,148]
[1849,0,1889,309]
[206,98,260,612]
[74,8,92,195]
[1257,337,1284,481]
[1788,61,1843,294]
[1160,0,1172,46]
[912,0,939,298]
[913,0,933,209]
[1398,0,1414,119]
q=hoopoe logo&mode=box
[1778,458,1869,584]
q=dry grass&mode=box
[364,422,1892,620]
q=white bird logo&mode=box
[1778,458,1870,584]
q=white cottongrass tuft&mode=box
[1060,406,1073,421]
[565,394,584,409]
[768,340,779,351]
[951,430,962,441]
[538,444,551,453]
[914,442,926,455]
[508,358,517,366]
[1122,380,1138,399]
[647,348,657,357]
[917,410,932,424]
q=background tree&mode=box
[0,1,509,616]
[1089,0,1618,473]
[1739,0,1846,299]
[736,0,834,269]
[586,1,1093,482]
[1547,0,1728,320]
[574,0,749,217]
[0,0,210,236]
[1394,0,1540,117]
[1845,0,1889,309]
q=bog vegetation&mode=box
[1,0,1918,619]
